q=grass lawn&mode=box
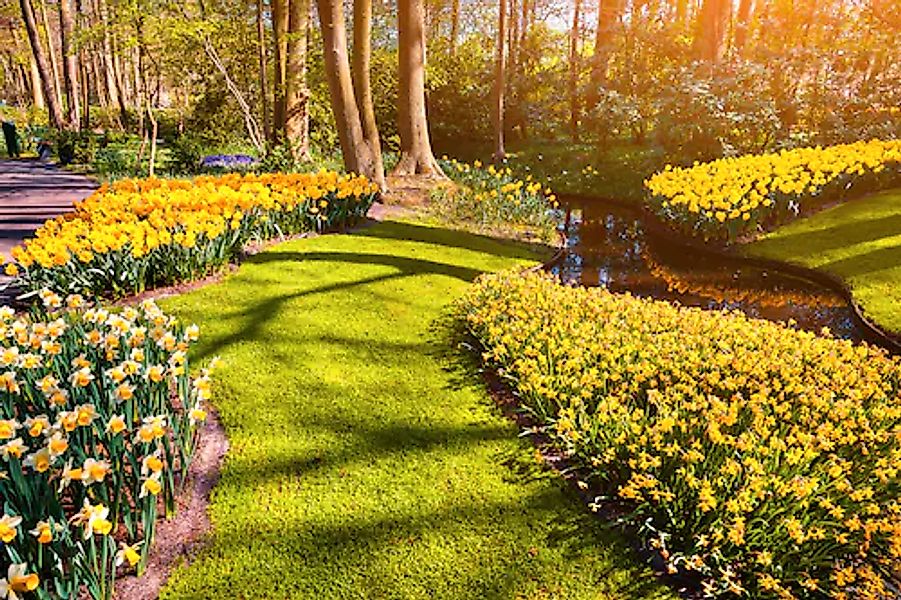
[747,188,901,334]
[158,220,673,599]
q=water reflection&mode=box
[553,198,862,341]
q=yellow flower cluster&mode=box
[435,157,559,239]
[644,139,901,241]
[0,290,211,599]
[459,271,901,599]
[5,172,379,296]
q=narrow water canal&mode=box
[554,196,869,343]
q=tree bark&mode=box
[674,0,688,26]
[393,0,443,176]
[58,0,80,128]
[351,0,386,182]
[272,0,289,136]
[508,0,518,75]
[492,0,506,161]
[286,0,311,159]
[316,0,385,187]
[450,0,459,55]
[18,0,64,128]
[568,0,581,143]
[733,0,754,55]
[38,0,64,112]
[23,31,45,109]
[256,0,271,142]
[586,0,622,111]
[96,0,123,128]
[692,0,731,63]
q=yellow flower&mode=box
[140,474,163,498]
[106,415,127,435]
[81,458,111,484]
[0,514,22,543]
[29,521,54,544]
[116,542,142,568]
[3,563,40,595]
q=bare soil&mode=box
[113,407,229,600]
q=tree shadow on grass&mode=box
[817,244,901,278]
[191,221,540,362]
[355,219,551,262]
[221,415,515,489]
[752,212,901,257]
[247,251,486,283]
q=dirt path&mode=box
[0,158,96,259]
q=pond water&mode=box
[552,196,869,343]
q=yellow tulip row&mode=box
[4,172,379,296]
[459,271,901,600]
[644,139,901,241]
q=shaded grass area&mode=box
[158,221,674,599]
[747,188,901,334]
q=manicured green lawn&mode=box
[158,221,673,599]
[747,188,901,334]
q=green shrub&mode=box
[458,271,901,599]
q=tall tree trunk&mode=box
[586,0,622,111]
[76,0,90,130]
[286,0,311,159]
[733,0,754,55]
[18,0,64,128]
[351,0,386,185]
[692,0,731,63]
[58,0,79,128]
[146,100,157,177]
[520,0,528,46]
[256,0,271,142]
[111,29,130,124]
[508,0,518,74]
[316,0,385,187]
[393,0,444,176]
[675,0,688,26]
[568,0,581,143]
[96,0,123,128]
[38,0,63,111]
[492,0,506,161]
[450,0,459,55]
[21,30,45,109]
[272,0,289,137]
[80,56,89,129]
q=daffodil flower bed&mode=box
[432,157,561,241]
[458,271,901,599]
[0,289,210,599]
[644,139,901,242]
[4,172,379,297]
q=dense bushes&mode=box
[5,172,378,297]
[645,139,901,242]
[459,271,901,600]
[0,291,210,599]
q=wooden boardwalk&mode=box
[0,159,97,301]
[0,159,96,258]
